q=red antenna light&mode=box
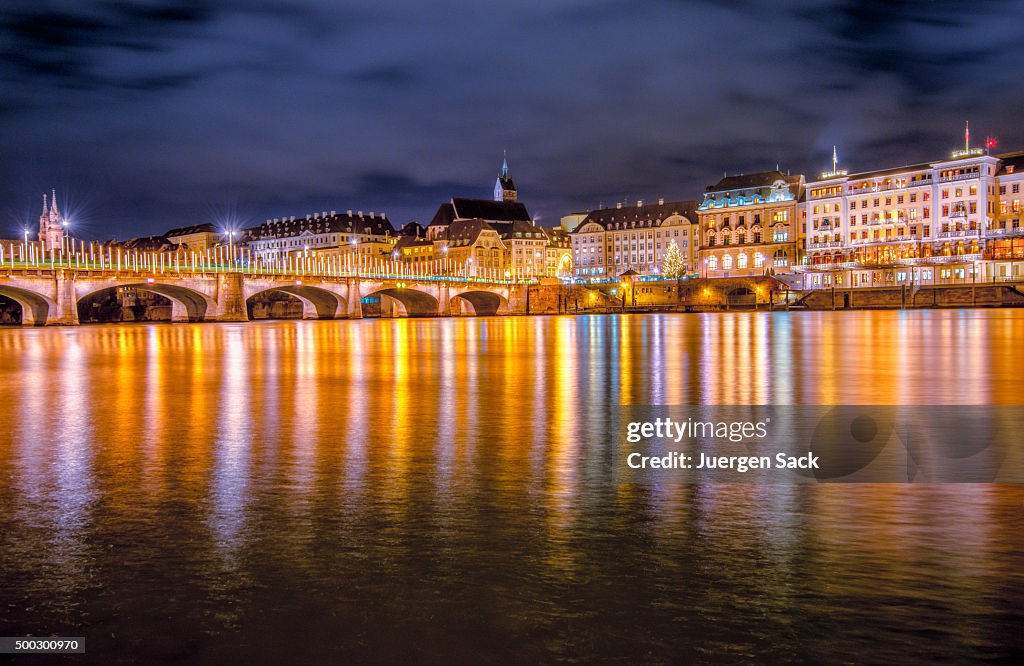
[986,137,997,149]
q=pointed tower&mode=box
[493,151,517,202]
[38,188,66,252]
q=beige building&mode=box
[545,227,573,277]
[440,218,509,279]
[165,223,222,253]
[697,171,805,278]
[570,199,698,279]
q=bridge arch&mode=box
[0,285,53,326]
[77,282,212,323]
[365,286,439,317]
[450,290,508,316]
[246,285,347,320]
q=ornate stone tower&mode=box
[39,189,65,252]
[493,152,517,202]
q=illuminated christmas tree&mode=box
[662,239,686,279]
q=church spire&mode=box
[41,192,48,218]
[501,150,509,179]
[49,188,59,222]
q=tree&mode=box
[662,239,686,279]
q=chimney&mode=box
[290,216,295,222]
[357,210,363,217]
[331,210,336,216]
[658,198,665,205]
[637,200,643,207]
[322,211,328,217]
[616,202,623,209]
[347,210,353,216]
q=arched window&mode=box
[737,253,748,269]
[723,254,733,270]
[754,252,765,268]
[708,255,719,271]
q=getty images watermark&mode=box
[618,406,1024,483]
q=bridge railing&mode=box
[1,240,532,285]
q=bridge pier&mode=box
[346,279,363,319]
[438,282,451,316]
[507,284,529,315]
[50,272,80,325]
[211,273,248,322]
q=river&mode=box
[1,311,1022,662]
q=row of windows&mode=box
[706,250,787,271]
[703,211,788,227]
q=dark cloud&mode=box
[1,0,1023,238]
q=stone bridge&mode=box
[0,269,524,325]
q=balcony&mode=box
[937,229,979,239]
[851,236,918,246]
[986,227,1024,238]
[938,172,982,183]
[807,241,844,249]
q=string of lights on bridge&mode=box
[0,238,531,285]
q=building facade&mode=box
[244,210,394,265]
[800,139,1024,287]
[697,172,805,278]
[164,223,222,253]
[38,189,66,252]
[544,227,573,278]
[570,199,698,279]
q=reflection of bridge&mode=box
[0,246,526,325]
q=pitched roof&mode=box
[429,202,457,228]
[706,171,803,193]
[575,199,699,231]
[117,235,175,251]
[996,150,1024,176]
[443,218,499,246]
[395,235,433,249]
[244,210,394,240]
[451,197,531,222]
[164,222,218,238]
[399,221,426,237]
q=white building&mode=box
[800,133,1024,287]
[244,210,394,265]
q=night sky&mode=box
[2,0,1023,240]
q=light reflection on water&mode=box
[0,311,1022,662]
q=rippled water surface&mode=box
[1,311,1023,663]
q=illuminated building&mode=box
[244,209,395,265]
[800,127,1024,287]
[494,152,517,202]
[38,189,66,252]
[697,172,804,277]
[570,199,698,278]
[436,218,509,278]
[164,223,222,253]
[544,227,573,277]
[427,156,550,279]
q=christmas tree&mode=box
[662,239,686,279]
